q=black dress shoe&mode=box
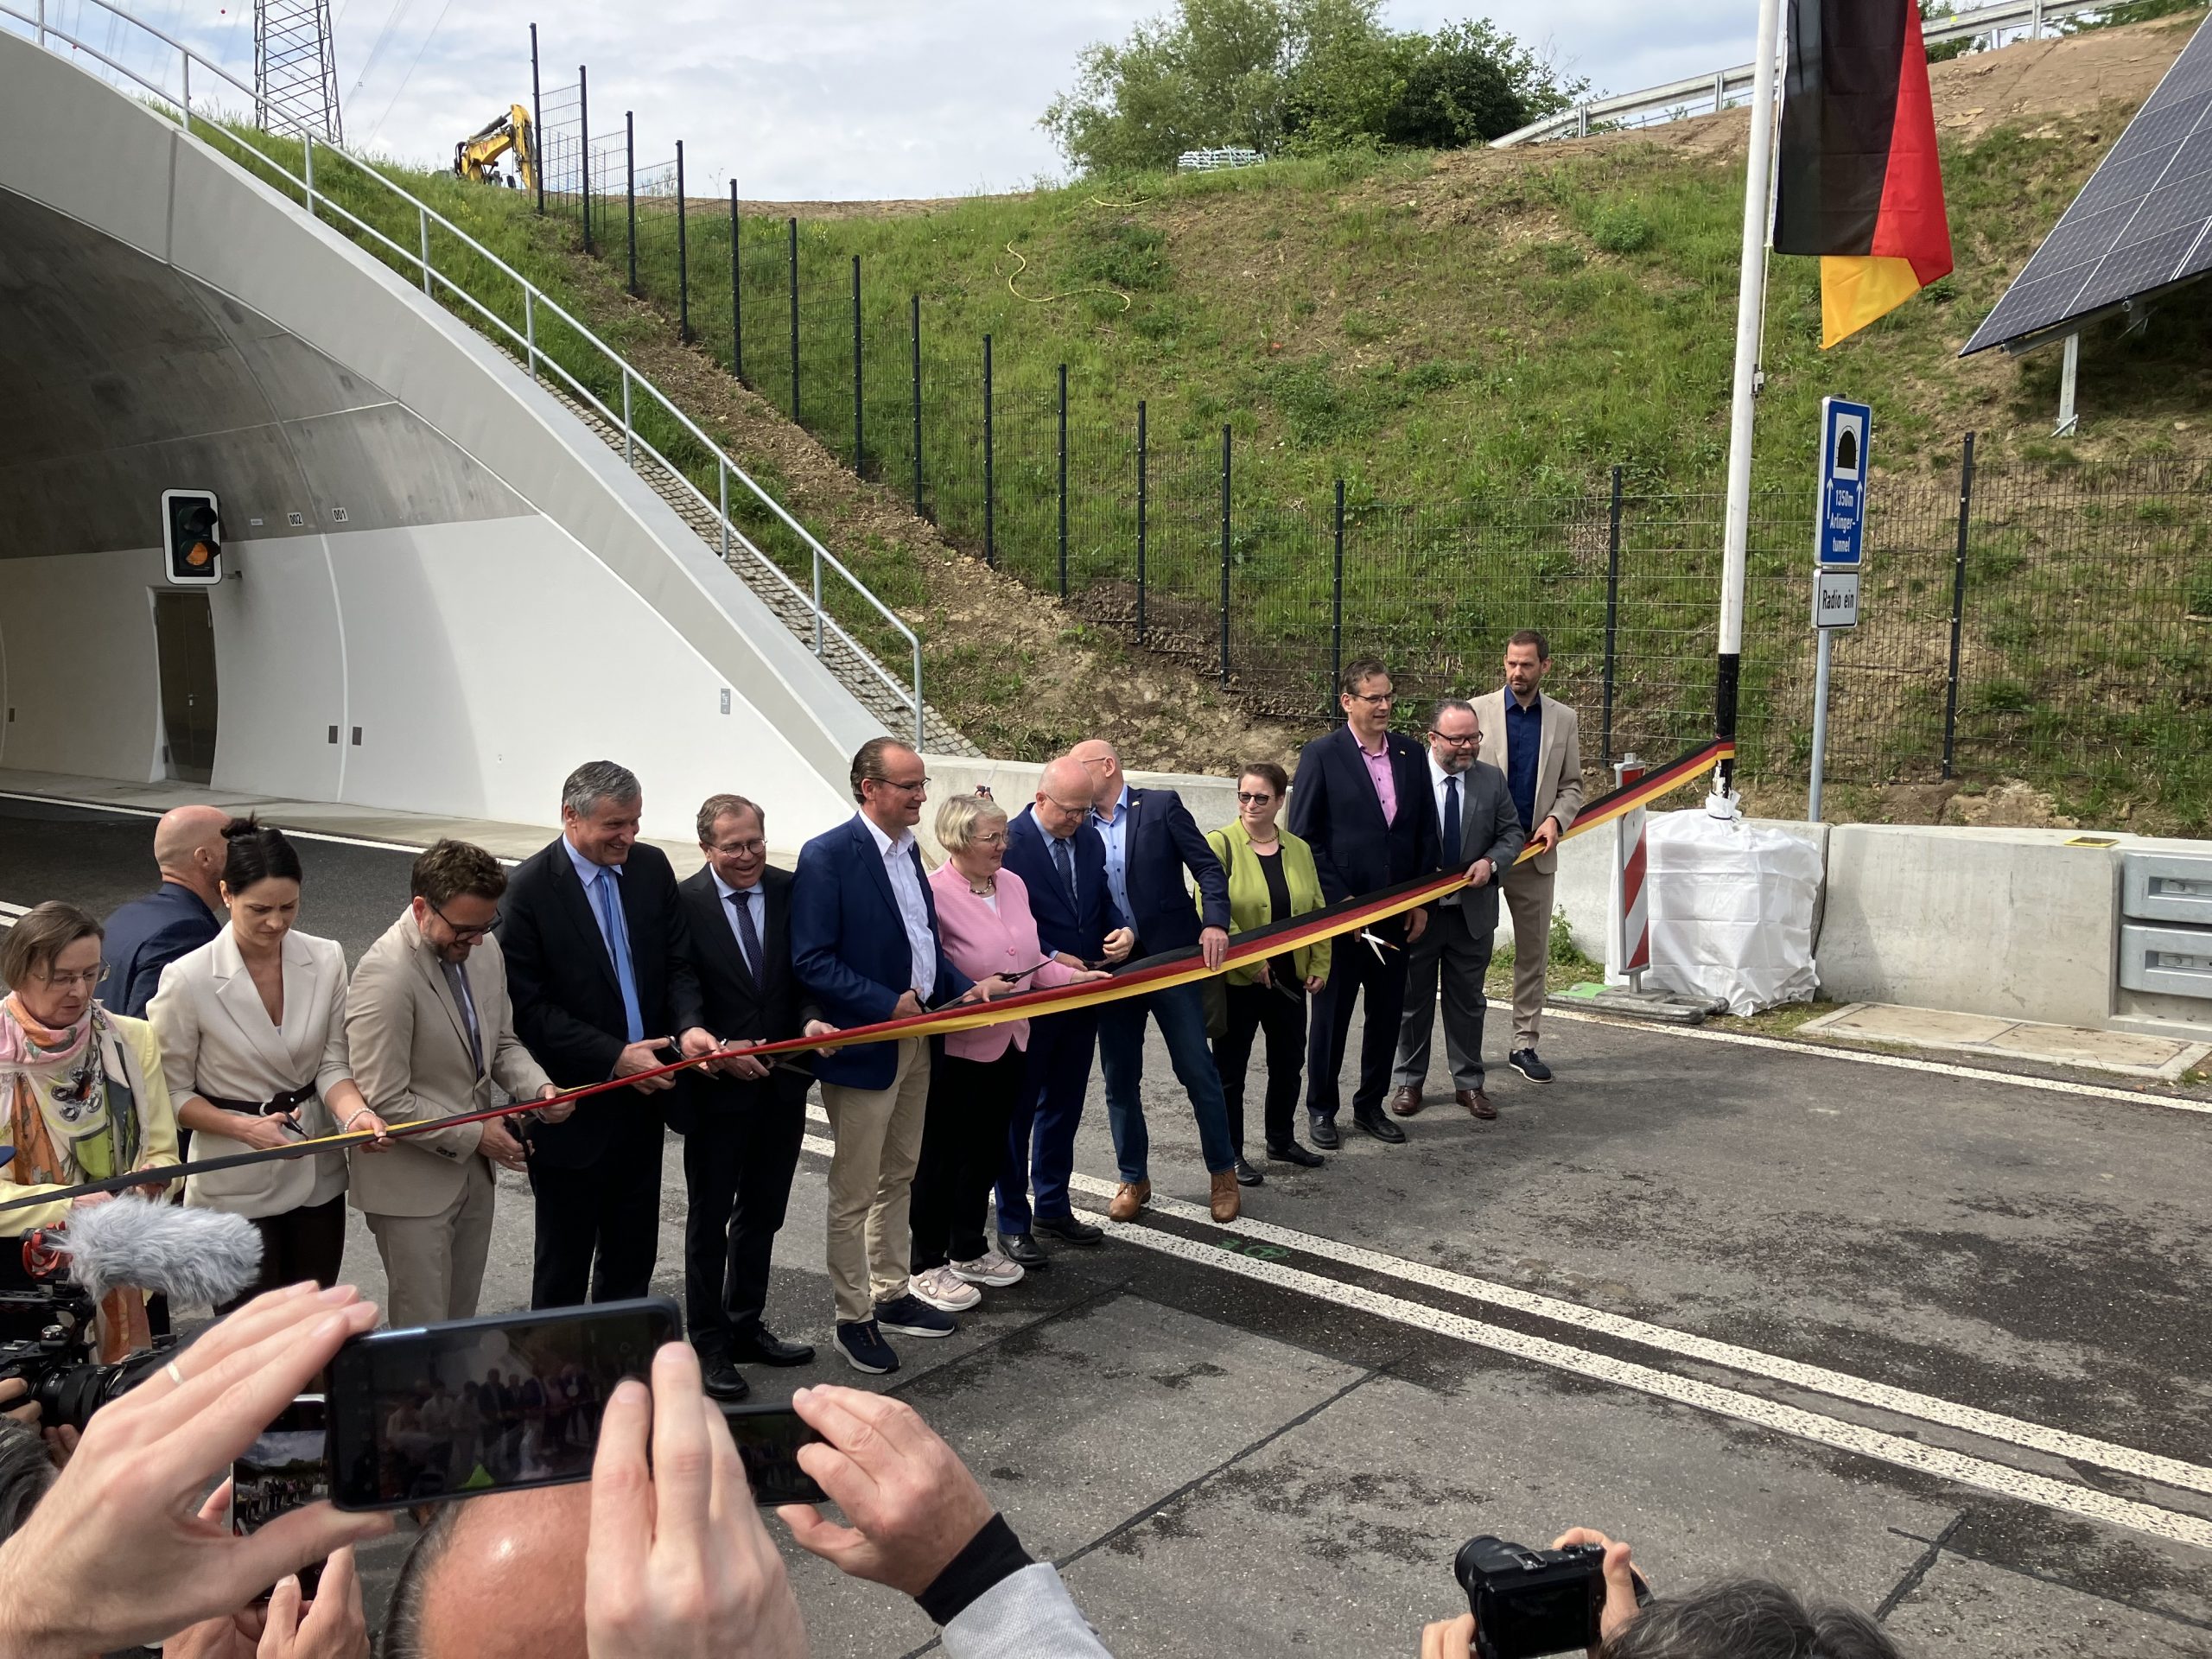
[1308,1114,1342,1150]
[701,1356,753,1401]
[1510,1048,1554,1084]
[1267,1140,1325,1167]
[998,1230,1050,1270]
[729,1330,816,1368]
[1035,1213,1103,1246]
[1234,1157,1265,1187]
[1352,1110,1408,1144]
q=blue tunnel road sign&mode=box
[1817,397,1871,569]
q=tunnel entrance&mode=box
[154,591,218,784]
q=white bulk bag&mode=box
[1641,812,1821,1015]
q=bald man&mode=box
[99,804,230,1018]
[380,1484,591,1659]
[994,759,1134,1267]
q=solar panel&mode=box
[1961,13,2212,356]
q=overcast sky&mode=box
[109,0,1759,198]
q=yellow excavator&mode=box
[454,105,535,190]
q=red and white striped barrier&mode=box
[1605,755,1651,988]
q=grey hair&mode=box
[1431,697,1478,729]
[561,760,641,819]
[0,1422,54,1543]
[935,791,1008,852]
[1605,1580,1902,1659]
[379,1500,464,1658]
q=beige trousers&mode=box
[820,1037,931,1324]
[364,1159,496,1330]
[1500,861,1555,1051]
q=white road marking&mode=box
[0,791,482,858]
[798,1128,2212,1552]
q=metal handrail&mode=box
[1493,0,2108,147]
[1,0,925,745]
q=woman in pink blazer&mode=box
[909,792,1110,1312]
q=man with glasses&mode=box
[1392,701,1525,1121]
[346,839,566,1328]
[1287,660,1440,1148]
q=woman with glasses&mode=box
[149,818,387,1305]
[1205,763,1331,1183]
[907,792,1103,1313]
[0,900,181,1355]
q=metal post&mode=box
[35,0,43,49]
[1808,626,1833,823]
[1941,431,1976,780]
[787,217,799,420]
[302,133,314,213]
[1218,423,1232,688]
[851,255,864,473]
[1601,464,1624,766]
[530,24,543,215]
[813,553,824,658]
[524,289,537,379]
[719,461,729,560]
[181,51,191,132]
[578,66,592,254]
[729,183,743,382]
[910,295,924,517]
[621,368,633,467]
[675,140,690,343]
[1331,480,1345,704]
[418,206,431,296]
[1713,71,1726,114]
[1057,363,1070,598]
[1135,400,1147,644]
[625,112,636,296]
[982,334,995,567]
[2056,332,2080,436]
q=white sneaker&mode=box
[908,1265,982,1311]
[950,1248,1025,1287]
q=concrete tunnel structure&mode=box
[0,25,885,847]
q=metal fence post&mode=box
[910,295,924,517]
[1057,363,1069,598]
[1602,464,1624,766]
[302,134,315,213]
[624,111,636,295]
[1218,424,1232,688]
[620,367,633,466]
[530,24,544,216]
[1942,430,1977,780]
[787,217,799,420]
[578,65,592,253]
[982,333,995,568]
[418,206,431,296]
[1135,400,1147,644]
[675,140,690,343]
[851,255,864,474]
[729,183,742,382]
[524,289,537,380]
[1332,479,1345,705]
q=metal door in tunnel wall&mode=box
[154,591,218,784]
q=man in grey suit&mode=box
[1392,699,1525,1120]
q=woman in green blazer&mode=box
[1202,762,1332,1184]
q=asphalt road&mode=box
[6,791,2212,1657]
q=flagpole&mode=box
[1713,0,1787,809]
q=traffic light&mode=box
[161,489,222,586]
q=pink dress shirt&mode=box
[925,864,1079,1062]
[1357,736,1399,825]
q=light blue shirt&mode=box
[1089,785,1132,933]
[709,868,765,979]
[859,814,938,1001]
[563,836,645,1043]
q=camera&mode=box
[0,1268,173,1433]
[1455,1535,1609,1659]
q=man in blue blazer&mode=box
[791,738,1007,1377]
[995,758,1135,1268]
[1067,740,1241,1225]
[99,804,229,1018]
[1287,660,1441,1149]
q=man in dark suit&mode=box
[1287,659,1440,1149]
[995,757,1135,1268]
[1393,700,1525,1122]
[1066,740,1241,1226]
[498,760,717,1309]
[791,738,1005,1377]
[99,804,229,1017]
[671,792,835,1401]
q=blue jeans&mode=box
[1096,981,1236,1181]
[996,1007,1100,1234]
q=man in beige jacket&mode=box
[346,840,567,1327]
[1472,630,1586,1084]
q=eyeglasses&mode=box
[970,831,1009,846]
[1236,791,1278,805]
[869,776,931,794]
[709,838,766,858]
[1345,691,1395,708]
[35,963,109,992]
[429,899,502,941]
[1428,729,1481,747]
[1040,797,1090,815]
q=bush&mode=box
[1592,204,1656,254]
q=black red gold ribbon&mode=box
[1,739,1730,1215]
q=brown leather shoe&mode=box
[1457,1087,1497,1120]
[1389,1084,1424,1117]
[1109,1180,1150,1222]
[1209,1168,1241,1223]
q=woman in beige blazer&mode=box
[149,819,385,1306]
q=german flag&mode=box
[1774,0,1954,348]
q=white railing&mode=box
[1494,0,2113,147]
[1,0,926,747]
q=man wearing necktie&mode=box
[499,762,718,1308]
[671,793,836,1401]
[1392,701,1525,1122]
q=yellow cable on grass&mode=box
[1002,242,1133,310]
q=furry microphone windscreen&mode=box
[57,1199,264,1306]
